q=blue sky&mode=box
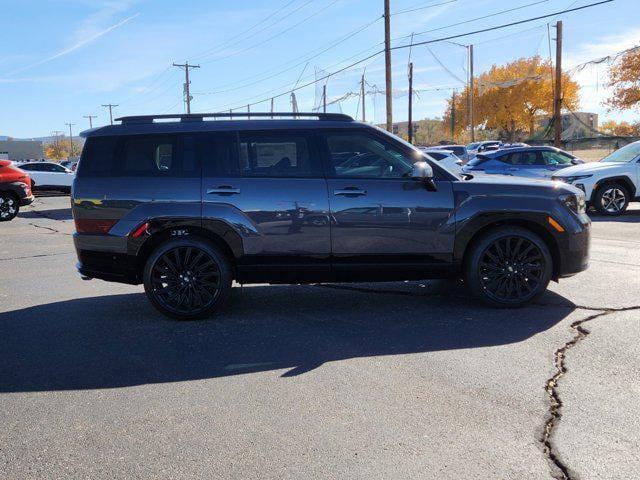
[1,0,639,138]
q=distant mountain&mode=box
[0,135,82,143]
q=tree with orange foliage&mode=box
[600,119,640,136]
[605,47,640,112]
[444,56,579,141]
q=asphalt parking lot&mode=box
[1,195,639,480]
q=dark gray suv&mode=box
[72,113,590,319]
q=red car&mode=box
[0,160,34,221]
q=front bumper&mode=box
[19,194,34,206]
[556,213,591,278]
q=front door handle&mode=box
[334,187,367,196]
[207,186,241,195]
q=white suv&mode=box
[552,141,640,215]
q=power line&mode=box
[395,0,551,41]
[192,16,382,96]
[393,0,457,15]
[199,0,340,64]
[206,0,613,113]
[393,0,614,51]
[191,0,301,61]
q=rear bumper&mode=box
[73,233,140,284]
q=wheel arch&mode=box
[133,220,243,281]
[592,175,636,201]
[457,216,562,281]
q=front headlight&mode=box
[559,193,586,215]
[561,174,593,184]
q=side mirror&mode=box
[455,159,463,166]
[411,161,437,191]
[571,159,583,165]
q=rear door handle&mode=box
[334,188,367,196]
[207,186,241,195]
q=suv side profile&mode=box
[72,113,590,320]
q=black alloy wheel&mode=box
[144,238,232,320]
[0,193,19,221]
[466,227,552,307]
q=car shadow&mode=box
[0,282,575,393]
[19,208,73,221]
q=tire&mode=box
[465,226,553,308]
[0,193,19,222]
[593,182,630,216]
[143,237,232,320]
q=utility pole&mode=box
[384,0,393,131]
[468,45,475,142]
[323,84,327,113]
[554,21,563,147]
[271,98,274,118]
[247,104,251,119]
[51,131,63,150]
[102,104,118,125]
[173,61,200,114]
[65,123,75,159]
[450,91,456,141]
[361,72,366,122]
[83,115,97,128]
[408,62,414,144]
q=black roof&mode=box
[81,112,361,138]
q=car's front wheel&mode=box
[143,237,232,320]
[0,193,19,221]
[465,226,552,307]
[593,182,629,215]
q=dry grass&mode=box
[566,149,611,162]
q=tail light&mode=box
[74,219,117,234]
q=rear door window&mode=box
[238,131,319,177]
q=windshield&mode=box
[601,142,640,163]
[467,142,480,150]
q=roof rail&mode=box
[114,112,354,124]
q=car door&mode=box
[503,150,547,179]
[320,129,455,275]
[19,163,44,186]
[201,129,331,280]
[47,163,73,186]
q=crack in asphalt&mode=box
[0,252,74,261]
[27,222,71,235]
[315,283,640,480]
[540,304,640,480]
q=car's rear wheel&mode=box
[143,238,232,320]
[465,226,552,307]
[0,193,19,221]
[593,182,629,215]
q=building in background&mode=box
[540,112,599,140]
[0,139,44,161]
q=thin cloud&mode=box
[7,13,139,76]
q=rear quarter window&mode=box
[78,134,199,178]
